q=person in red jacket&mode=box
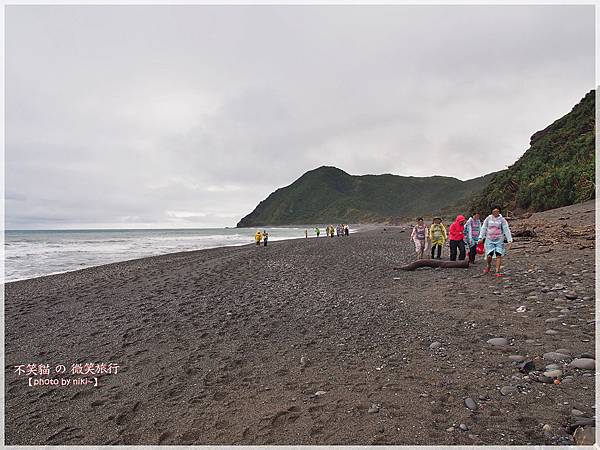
[448,214,467,261]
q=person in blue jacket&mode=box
[464,212,481,264]
[478,206,513,276]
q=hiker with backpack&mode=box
[478,206,513,276]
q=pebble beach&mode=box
[4,201,596,445]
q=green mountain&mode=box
[237,91,594,227]
[470,90,595,214]
[236,167,496,227]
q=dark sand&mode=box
[5,201,596,445]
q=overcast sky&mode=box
[6,5,595,229]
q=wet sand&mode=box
[5,201,596,445]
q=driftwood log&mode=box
[394,259,470,271]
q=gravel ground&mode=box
[4,201,596,445]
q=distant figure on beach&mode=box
[344,224,349,236]
[263,230,269,246]
[411,217,429,259]
[478,206,513,276]
[255,230,262,246]
[464,212,481,264]
[327,225,334,238]
[315,227,320,237]
[305,229,308,238]
[336,224,342,237]
[448,215,467,261]
[429,217,447,259]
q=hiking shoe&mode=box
[495,273,504,277]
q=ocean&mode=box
[4,227,332,282]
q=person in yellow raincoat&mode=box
[429,217,447,259]
[255,230,262,246]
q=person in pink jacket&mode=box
[448,214,466,261]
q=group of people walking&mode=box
[254,230,269,246]
[322,224,349,237]
[255,224,351,246]
[411,206,513,275]
[309,225,350,237]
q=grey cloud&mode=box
[6,5,595,228]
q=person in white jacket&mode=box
[410,217,430,260]
[478,206,513,276]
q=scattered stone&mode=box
[314,390,326,396]
[560,309,570,313]
[516,305,527,312]
[571,409,585,417]
[555,348,571,355]
[579,353,594,359]
[542,424,552,432]
[446,427,455,432]
[518,360,536,373]
[300,356,309,367]
[368,403,380,413]
[529,372,554,383]
[573,426,595,445]
[545,329,559,335]
[543,352,571,362]
[464,397,478,411]
[545,318,558,323]
[570,358,595,370]
[500,386,517,396]
[509,355,525,362]
[429,341,442,350]
[565,292,578,300]
[459,423,469,431]
[562,376,574,384]
[487,337,508,346]
[571,418,595,429]
[543,369,562,379]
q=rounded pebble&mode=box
[570,358,595,370]
[500,386,517,396]
[543,352,571,362]
[464,397,478,411]
[487,337,508,346]
[543,369,562,378]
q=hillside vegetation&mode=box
[470,90,595,214]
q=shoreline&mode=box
[5,226,379,285]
